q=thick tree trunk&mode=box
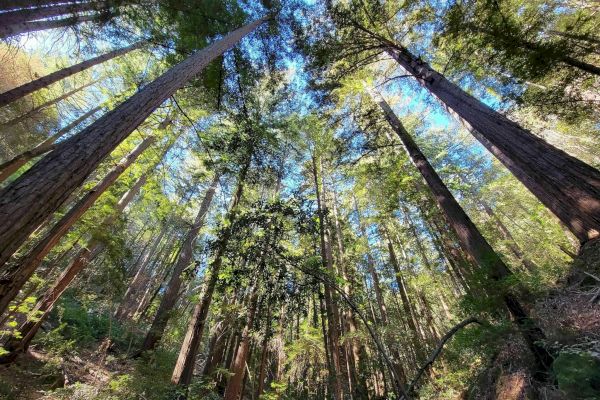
[0,1,109,29]
[139,174,220,352]
[0,13,106,39]
[223,284,259,400]
[380,45,600,243]
[0,106,101,183]
[0,166,150,362]
[171,159,250,385]
[0,137,153,317]
[0,80,97,130]
[0,44,141,108]
[375,92,554,372]
[0,17,265,271]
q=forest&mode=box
[0,0,599,399]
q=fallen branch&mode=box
[407,317,482,393]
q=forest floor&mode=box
[1,241,600,400]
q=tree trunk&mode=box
[378,43,600,243]
[171,158,250,385]
[223,284,259,400]
[0,165,150,362]
[0,137,153,317]
[0,79,97,130]
[139,174,220,352]
[0,1,109,30]
[374,92,554,372]
[255,308,271,399]
[0,17,265,272]
[114,223,167,320]
[0,12,106,39]
[0,0,99,12]
[0,106,101,183]
[312,154,344,400]
[0,44,141,108]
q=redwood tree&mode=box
[0,17,266,270]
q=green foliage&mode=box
[554,351,600,399]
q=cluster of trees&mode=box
[0,0,598,399]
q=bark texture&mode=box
[0,166,150,362]
[0,17,265,271]
[382,46,600,243]
[0,137,153,316]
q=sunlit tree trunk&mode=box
[312,154,344,400]
[0,13,106,39]
[171,157,250,385]
[0,80,97,130]
[0,1,110,31]
[0,0,100,12]
[223,284,259,400]
[0,106,101,183]
[0,44,141,107]
[374,92,554,372]
[0,165,150,362]
[139,173,220,352]
[374,41,600,242]
[0,17,266,272]
[0,137,154,317]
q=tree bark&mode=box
[223,284,259,400]
[0,137,153,317]
[171,157,250,385]
[0,164,150,362]
[0,106,101,183]
[0,12,106,39]
[139,174,220,352]
[374,92,554,372]
[0,44,141,108]
[376,43,600,243]
[0,0,99,12]
[312,154,344,400]
[0,1,109,29]
[0,17,265,271]
[0,79,97,130]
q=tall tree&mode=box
[373,90,554,372]
[0,136,154,316]
[138,173,220,352]
[0,16,266,270]
[0,43,142,108]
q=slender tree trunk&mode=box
[223,284,259,400]
[139,174,220,352]
[374,92,554,372]
[114,224,167,320]
[373,41,600,242]
[0,12,107,39]
[0,44,140,108]
[312,154,344,400]
[255,308,271,399]
[0,106,101,183]
[0,79,97,129]
[0,166,150,362]
[0,17,266,271]
[0,1,109,30]
[171,158,250,385]
[0,137,153,317]
[0,0,99,12]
